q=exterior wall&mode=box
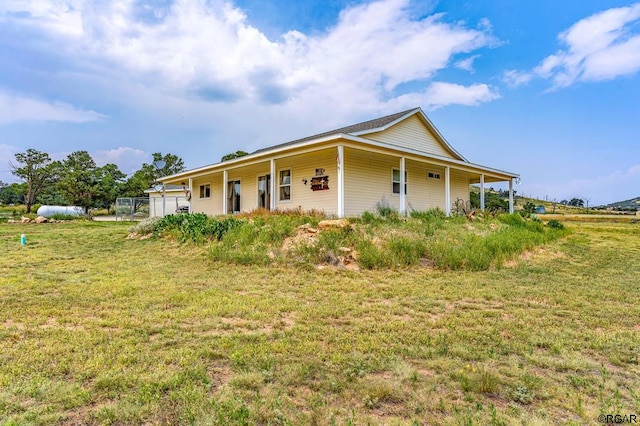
[343,147,400,216]
[188,151,338,216]
[184,149,472,218]
[191,172,223,215]
[405,160,447,212]
[227,163,271,213]
[274,148,338,215]
[450,170,471,210]
[364,115,455,159]
[343,148,465,216]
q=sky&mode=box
[1,0,639,205]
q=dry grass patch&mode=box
[0,220,638,424]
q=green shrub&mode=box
[547,219,564,229]
[361,211,377,224]
[155,214,243,243]
[410,207,446,222]
[375,198,399,220]
[129,217,162,235]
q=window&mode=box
[227,180,241,213]
[257,175,271,209]
[392,169,407,195]
[279,169,291,201]
[427,170,441,180]
[199,183,211,198]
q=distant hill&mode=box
[602,196,640,210]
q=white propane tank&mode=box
[36,205,84,218]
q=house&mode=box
[158,107,518,217]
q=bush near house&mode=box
[134,209,568,271]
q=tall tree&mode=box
[95,163,126,209]
[221,150,249,162]
[124,152,186,197]
[10,148,57,213]
[58,151,99,213]
[0,182,25,205]
[568,198,584,207]
[151,152,185,177]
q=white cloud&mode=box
[502,69,533,87]
[455,55,480,72]
[92,147,149,175]
[1,0,498,113]
[505,3,640,88]
[520,164,640,205]
[0,90,106,124]
[424,81,500,109]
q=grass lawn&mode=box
[0,220,639,425]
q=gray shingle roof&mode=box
[251,108,420,155]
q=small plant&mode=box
[456,364,499,395]
[523,201,536,214]
[410,207,446,222]
[547,219,564,229]
[129,216,162,235]
[375,197,399,220]
[361,211,377,224]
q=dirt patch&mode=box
[1,319,25,330]
[504,247,566,268]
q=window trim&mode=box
[199,183,211,199]
[392,168,407,195]
[278,168,292,202]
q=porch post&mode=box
[399,156,406,215]
[480,174,485,211]
[188,177,193,213]
[270,159,276,211]
[445,166,451,216]
[337,145,344,218]
[222,170,228,214]
[509,178,514,214]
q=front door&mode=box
[227,180,241,214]
[258,175,271,210]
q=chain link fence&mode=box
[115,197,150,221]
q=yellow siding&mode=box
[275,148,338,215]
[227,163,271,213]
[405,160,447,212]
[343,148,401,216]
[188,147,470,217]
[364,115,455,158]
[344,149,456,215]
[191,172,222,215]
[450,170,471,210]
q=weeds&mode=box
[138,211,568,271]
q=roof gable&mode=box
[251,108,419,155]
[251,107,466,161]
[360,112,465,160]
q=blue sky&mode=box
[1,0,639,205]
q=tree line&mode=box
[0,149,185,213]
